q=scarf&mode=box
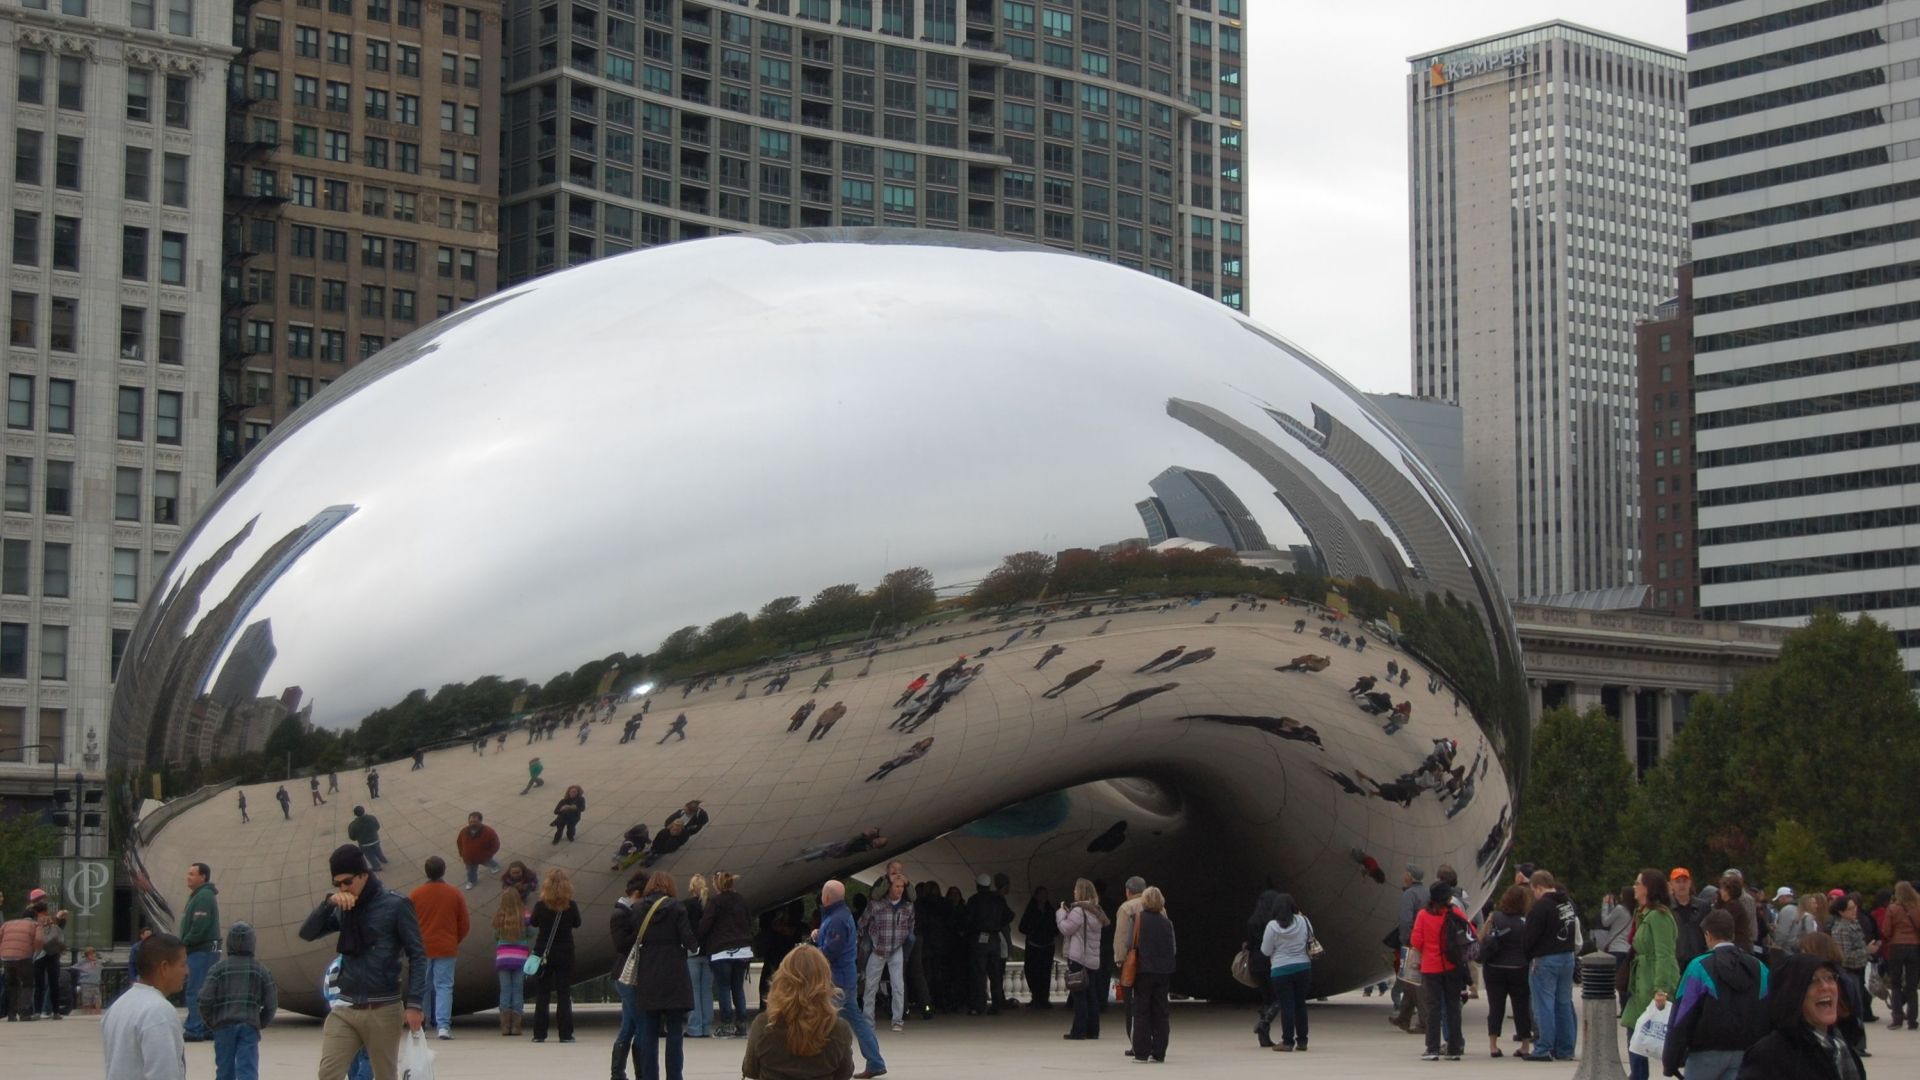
[337,877,384,956]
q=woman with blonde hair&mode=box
[702,870,757,1038]
[742,944,854,1080]
[1128,886,1177,1063]
[529,867,582,1043]
[493,888,535,1035]
[1055,877,1111,1040]
[684,873,715,1038]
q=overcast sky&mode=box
[1243,1,1685,395]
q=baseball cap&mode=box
[27,888,46,902]
[1773,886,1794,900]
[1668,868,1691,881]
[976,873,992,887]
[1828,888,1846,899]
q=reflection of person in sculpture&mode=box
[1175,713,1323,749]
[892,676,928,708]
[788,699,818,734]
[1041,660,1104,698]
[1080,683,1179,722]
[1275,655,1329,673]
[865,738,934,782]
[1134,646,1185,674]
[806,702,848,742]
[1034,644,1066,670]
[811,667,836,692]
[896,691,952,734]
[784,828,890,865]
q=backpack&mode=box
[1442,909,1476,968]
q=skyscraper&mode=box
[1408,22,1689,598]
[1,2,229,783]
[219,0,502,474]
[497,0,1248,310]
[1636,264,1695,618]
[1141,465,1268,551]
[1687,1,1920,667]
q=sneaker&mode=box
[891,1022,904,1032]
[1421,1053,1441,1061]
[1444,1054,1462,1061]
[437,1029,451,1040]
[464,882,474,890]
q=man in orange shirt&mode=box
[408,857,470,1040]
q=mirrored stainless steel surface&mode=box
[112,230,1526,1014]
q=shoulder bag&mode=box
[1120,915,1142,989]
[617,897,671,987]
[1230,945,1258,988]
[1305,915,1325,958]
[524,909,556,977]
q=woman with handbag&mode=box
[622,870,699,1080]
[1480,884,1534,1059]
[1127,887,1176,1063]
[1244,890,1284,1047]
[1055,878,1111,1041]
[703,871,757,1038]
[1621,870,1680,1080]
[529,867,583,1043]
[1260,893,1316,1053]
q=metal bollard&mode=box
[1572,952,1624,1080]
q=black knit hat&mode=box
[329,844,370,877]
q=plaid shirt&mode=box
[859,895,916,957]
[196,954,278,1031]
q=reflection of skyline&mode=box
[1136,466,1272,552]
[1166,398,1402,586]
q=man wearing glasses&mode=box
[299,844,427,1080]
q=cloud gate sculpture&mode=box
[112,230,1526,1015]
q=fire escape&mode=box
[219,0,286,476]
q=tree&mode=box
[969,551,1055,608]
[1762,819,1829,893]
[1515,705,1634,912]
[0,814,59,905]
[699,613,754,653]
[870,567,936,625]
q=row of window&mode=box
[1686,0,1885,50]
[1695,256,1920,317]
[1691,143,1908,204]
[1695,340,1920,393]
[223,370,326,410]
[248,0,485,41]
[3,457,181,528]
[1696,297,1920,353]
[14,135,193,213]
[9,293,188,368]
[1,540,169,608]
[16,53,194,126]
[237,312,410,358]
[1697,463,1920,507]
[1698,381,1920,430]
[20,0,192,33]
[1689,24,1913,90]
[1703,588,1920,624]
[1689,105,1886,166]
[1694,215,1920,279]
[4,378,183,446]
[1688,65,1885,128]
[1698,422,1920,470]
[0,621,77,681]
[1698,504,1920,547]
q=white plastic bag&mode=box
[1628,1000,1671,1060]
[400,1029,436,1080]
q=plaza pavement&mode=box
[14,991,1919,1078]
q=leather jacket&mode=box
[297,878,428,1007]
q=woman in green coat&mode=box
[1621,868,1680,1080]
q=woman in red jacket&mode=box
[1408,880,1469,1061]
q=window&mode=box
[41,543,69,600]
[0,624,25,678]
[43,460,70,516]
[399,45,421,77]
[11,212,38,266]
[16,52,45,105]
[40,626,66,681]
[6,292,32,349]
[321,279,346,311]
[327,30,351,62]
[158,312,184,365]
[164,75,190,127]
[163,154,188,206]
[168,0,192,34]
[122,227,149,280]
[49,299,76,352]
[120,308,145,361]
[362,236,386,267]
[288,376,313,408]
[113,549,139,603]
[53,136,81,189]
[0,541,24,596]
[2,458,28,513]
[367,39,391,71]
[296,25,320,57]
[156,391,182,444]
[365,137,389,169]
[114,468,141,521]
[159,233,186,286]
[56,56,84,111]
[326,80,349,112]
[117,388,143,441]
[124,147,151,201]
[294,74,319,107]
[6,376,33,430]
[51,216,80,272]
[14,129,42,186]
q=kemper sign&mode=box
[1429,47,1529,85]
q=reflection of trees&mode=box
[967,546,1330,608]
[1396,590,1527,759]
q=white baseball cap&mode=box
[1773,886,1794,900]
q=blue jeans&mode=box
[465,859,500,885]
[686,957,714,1035]
[710,957,748,1026]
[636,1008,686,1080]
[425,957,456,1031]
[840,993,886,1072]
[1629,1051,1651,1080]
[497,968,525,1012]
[1684,1049,1744,1080]
[212,1024,260,1080]
[184,949,215,1037]
[348,1049,371,1080]
[1268,968,1311,1048]
[1528,953,1577,1059]
[614,981,643,1077]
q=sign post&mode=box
[36,856,115,952]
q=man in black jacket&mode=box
[1661,910,1769,1080]
[1519,870,1579,1062]
[964,874,1010,1015]
[299,844,426,1080]
[1669,868,1713,970]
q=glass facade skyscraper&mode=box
[498,0,1247,309]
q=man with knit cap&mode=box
[195,922,277,1079]
[299,844,426,1080]
[408,857,469,1040]
[1390,865,1430,1034]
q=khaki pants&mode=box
[318,1003,404,1080]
